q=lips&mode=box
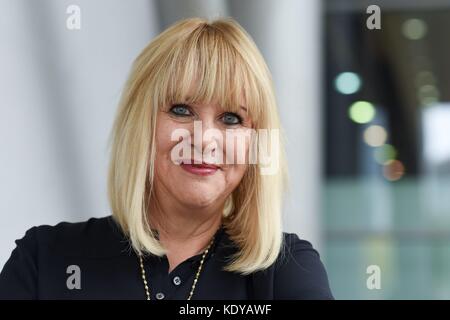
[179,160,220,176]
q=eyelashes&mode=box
[168,104,243,125]
[221,112,243,125]
[169,104,191,117]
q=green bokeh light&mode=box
[374,144,397,164]
[402,18,427,40]
[348,101,376,124]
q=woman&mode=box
[0,17,333,300]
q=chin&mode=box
[179,192,222,209]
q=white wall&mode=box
[0,0,159,268]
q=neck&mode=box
[148,190,224,273]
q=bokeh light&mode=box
[374,144,397,164]
[348,101,376,124]
[383,160,405,181]
[363,125,388,147]
[402,18,427,40]
[334,72,361,95]
[418,84,440,107]
[415,70,436,87]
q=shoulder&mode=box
[0,215,129,299]
[13,215,129,258]
[272,232,334,299]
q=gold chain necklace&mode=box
[138,235,215,300]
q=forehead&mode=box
[155,28,263,124]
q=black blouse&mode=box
[0,216,333,300]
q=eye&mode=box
[221,112,242,125]
[169,104,192,116]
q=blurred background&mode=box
[1,0,449,299]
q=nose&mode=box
[191,117,224,163]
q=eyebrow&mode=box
[183,97,247,112]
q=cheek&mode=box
[223,130,252,164]
[155,118,184,162]
[224,164,248,189]
[157,136,175,161]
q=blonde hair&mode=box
[107,17,288,275]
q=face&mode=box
[153,100,253,210]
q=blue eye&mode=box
[222,112,242,125]
[170,104,191,116]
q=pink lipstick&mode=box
[180,161,220,176]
